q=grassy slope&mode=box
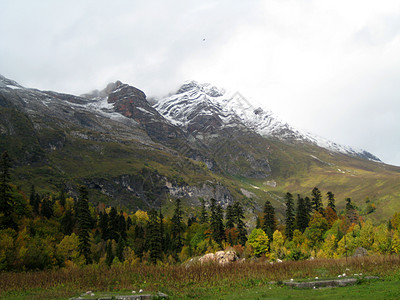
[240,139,400,222]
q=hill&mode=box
[0,74,399,221]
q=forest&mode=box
[1,149,400,272]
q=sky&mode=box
[1,0,400,166]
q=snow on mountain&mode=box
[154,81,381,162]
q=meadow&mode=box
[1,255,400,299]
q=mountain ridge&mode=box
[154,80,380,162]
[1,74,399,222]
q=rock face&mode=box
[199,250,238,265]
[154,81,272,178]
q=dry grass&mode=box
[1,255,400,299]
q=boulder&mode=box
[199,250,238,265]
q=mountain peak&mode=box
[0,74,23,89]
[154,81,381,162]
[177,81,225,97]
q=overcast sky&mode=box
[1,0,399,166]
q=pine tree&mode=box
[305,196,312,215]
[255,215,261,229]
[199,198,208,224]
[76,185,92,264]
[41,197,54,219]
[116,235,125,262]
[60,209,75,235]
[210,198,225,245]
[262,200,275,240]
[159,209,165,252]
[59,188,66,208]
[118,212,127,240]
[99,211,109,240]
[327,191,336,212]
[0,151,16,230]
[105,240,114,266]
[146,209,162,264]
[311,187,323,214]
[29,185,36,211]
[171,198,184,254]
[285,192,295,240]
[126,216,132,230]
[225,204,235,229]
[345,197,354,211]
[233,201,247,246]
[108,207,119,241]
[133,224,145,259]
[295,194,309,232]
[33,193,41,215]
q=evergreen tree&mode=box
[59,188,66,208]
[116,235,125,262]
[60,209,75,235]
[118,212,127,240]
[0,151,17,230]
[262,200,275,240]
[285,192,295,240]
[210,198,225,245]
[29,185,36,212]
[305,196,312,215]
[233,201,247,246]
[295,194,309,232]
[108,207,119,241]
[345,197,354,211]
[171,198,184,254]
[41,197,54,219]
[187,214,197,227]
[146,209,162,264]
[126,216,132,230]
[327,191,336,213]
[105,240,114,266]
[76,185,92,264]
[99,211,109,240]
[225,204,235,229]
[255,215,261,229]
[159,209,166,252]
[311,187,323,214]
[199,198,208,224]
[133,224,145,259]
[33,193,41,215]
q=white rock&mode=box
[132,291,136,294]
[139,289,143,293]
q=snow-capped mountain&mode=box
[154,81,380,162]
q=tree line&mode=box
[1,151,400,271]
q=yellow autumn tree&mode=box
[271,230,285,259]
[372,225,391,254]
[247,228,269,257]
[391,231,400,254]
[359,220,375,250]
[319,234,337,258]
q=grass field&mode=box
[1,255,400,299]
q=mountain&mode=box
[154,81,380,161]
[1,74,399,221]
